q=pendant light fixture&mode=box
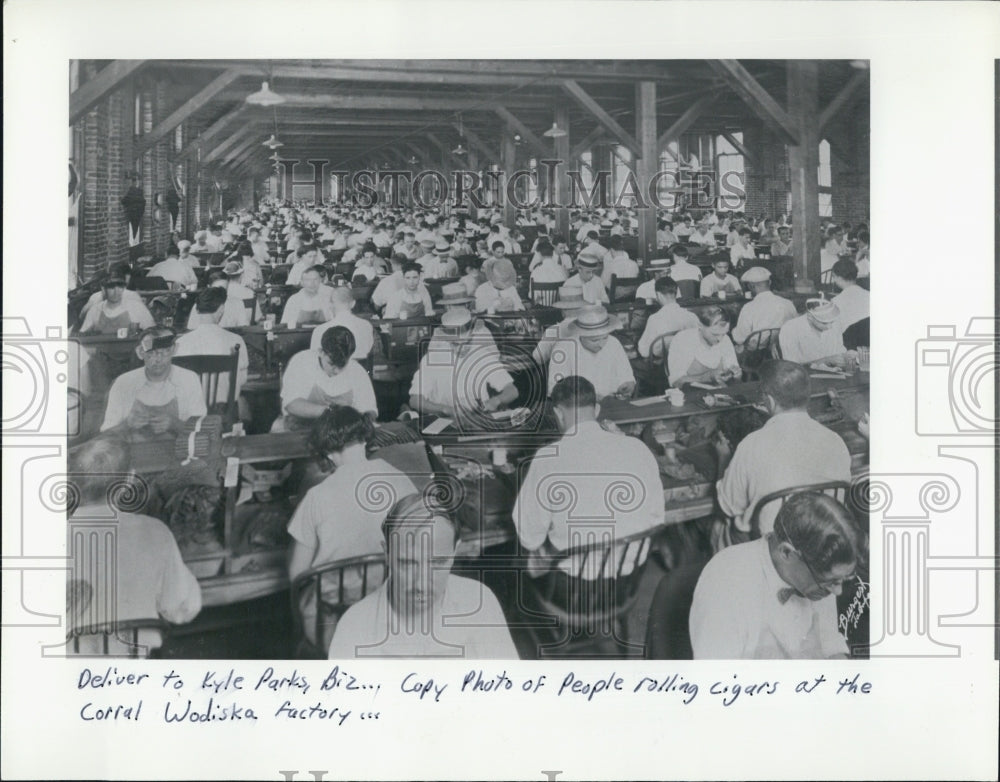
[245,80,285,107]
[452,114,468,155]
[543,121,567,138]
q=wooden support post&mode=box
[635,81,658,264]
[553,106,571,241]
[787,61,821,287]
[137,69,244,155]
[501,125,517,229]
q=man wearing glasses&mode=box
[689,491,860,659]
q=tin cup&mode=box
[666,388,684,407]
[718,290,727,300]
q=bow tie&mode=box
[777,587,800,605]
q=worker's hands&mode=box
[127,407,149,430]
[148,411,175,435]
[481,395,504,413]
[614,381,636,400]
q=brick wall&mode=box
[830,107,871,226]
[742,121,790,220]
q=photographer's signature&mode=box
[839,577,870,635]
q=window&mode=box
[174,125,183,152]
[819,193,833,217]
[818,139,832,217]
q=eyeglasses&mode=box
[775,521,855,594]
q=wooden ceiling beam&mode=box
[203,123,259,163]
[493,106,547,156]
[720,131,757,166]
[137,69,246,155]
[707,60,799,146]
[657,94,716,150]
[818,69,868,131]
[177,105,249,161]
[570,126,608,161]
[70,60,147,125]
[451,122,497,162]
[229,93,551,111]
[560,79,640,157]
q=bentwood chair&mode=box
[609,274,642,303]
[172,344,241,426]
[739,327,782,379]
[291,553,387,658]
[747,481,851,540]
[643,558,709,660]
[516,522,669,659]
[529,280,563,307]
[675,279,700,301]
[67,619,170,658]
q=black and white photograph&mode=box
[2,2,997,780]
[64,57,872,662]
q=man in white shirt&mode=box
[714,360,852,538]
[101,327,207,434]
[68,438,202,652]
[408,309,518,419]
[282,266,335,327]
[575,213,603,244]
[384,262,435,320]
[656,219,678,250]
[690,491,858,659]
[699,259,743,299]
[392,231,421,261]
[778,300,851,366]
[278,325,378,431]
[420,239,460,280]
[770,225,793,257]
[247,228,271,264]
[474,257,524,314]
[565,248,609,305]
[174,287,249,402]
[600,235,640,288]
[79,274,155,334]
[148,252,197,290]
[204,224,225,252]
[731,266,797,347]
[688,221,716,247]
[667,307,740,388]
[666,245,703,285]
[729,228,757,270]
[634,257,672,303]
[414,237,438,273]
[371,253,407,312]
[532,282,586,366]
[514,376,664,577]
[288,406,417,649]
[547,305,635,399]
[529,241,569,285]
[637,277,700,358]
[830,259,870,331]
[310,286,376,360]
[287,242,323,286]
[329,492,517,659]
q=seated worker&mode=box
[247,227,271,264]
[408,308,518,418]
[689,491,859,659]
[227,242,263,289]
[634,256,673,303]
[565,247,610,305]
[854,231,870,278]
[278,326,378,431]
[191,229,212,254]
[688,220,716,247]
[529,241,569,285]
[288,407,418,649]
[600,235,640,287]
[204,223,225,252]
[830,259,870,331]
[78,263,144,321]
[67,437,202,652]
[819,226,847,274]
[282,265,335,327]
[699,258,742,299]
[637,277,700,359]
[578,230,611,266]
[731,266,797,348]
[174,287,249,402]
[175,240,198,269]
[656,219,678,249]
[458,255,487,296]
[770,225,793,257]
[778,299,851,366]
[392,231,421,261]
[384,262,435,319]
[758,218,780,245]
[350,246,381,283]
[147,251,197,290]
[513,376,664,577]
[674,214,694,238]
[414,237,438,272]
[575,213,603,244]
[667,306,740,388]
[729,227,757,270]
[100,327,207,434]
[310,286,376,361]
[419,239,460,280]
[371,253,408,312]
[287,241,323,286]
[450,227,474,257]
[547,304,635,400]
[328,491,518,659]
[474,257,525,314]
[79,272,155,334]
[209,260,257,328]
[667,244,704,285]
[714,360,851,540]
[532,282,586,366]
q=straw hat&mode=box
[552,283,586,309]
[568,305,623,337]
[434,238,452,256]
[434,308,475,341]
[740,266,771,283]
[438,282,474,306]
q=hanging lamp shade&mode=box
[263,133,284,149]
[245,81,285,107]
[452,142,467,155]
[543,122,567,138]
